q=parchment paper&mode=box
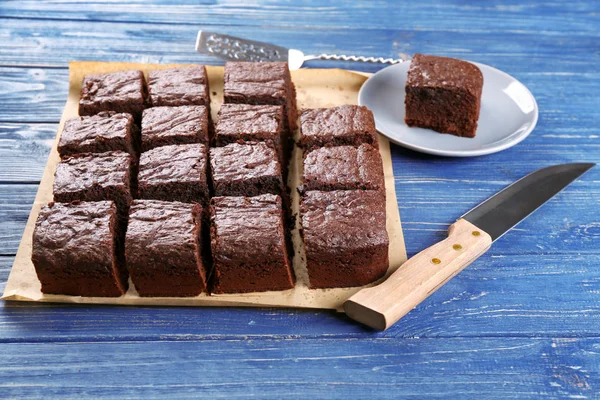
[1,61,407,311]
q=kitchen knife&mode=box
[344,163,595,331]
[195,30,407,70]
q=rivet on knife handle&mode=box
[344,219,492,331]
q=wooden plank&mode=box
[0,120,598,184]
[0,52,597,188]
[0,185,38,255]
[2,244,600,341]
[0,67,68,123]
[0,0,597,33]
[0,257,9,292]
[0,175,597,257]
[398,179,600,256]
[0,18,598,73]
[0,1,596,396]
[2,67,598,125]
[0,123,56,183]
[0,338,596,399]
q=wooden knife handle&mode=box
[344,219,492,331]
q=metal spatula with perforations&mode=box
[195,30,407,70]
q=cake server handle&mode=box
[302,53,408,65]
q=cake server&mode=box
[344,163,595,331]
[195,30,408,70]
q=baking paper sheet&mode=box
[1,61,407,311]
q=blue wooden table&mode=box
[1,1,599,398]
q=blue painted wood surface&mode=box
[0,1,599,398]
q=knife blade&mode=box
[344,163,595,331]
[462,163,594,242]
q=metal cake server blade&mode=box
[344,163,595,331]
[195,30,408,70]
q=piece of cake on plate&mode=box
[405,53,483,138]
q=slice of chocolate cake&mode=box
[300,190,389,289]
[301,144,385,192]
[223,62,297,131]
[210,142,283,197]
[141,105,209,152]
[215,104,284,147]
[405,53,484,138]
[137,143,209,204]
[58,112,138,157]
[299,105,379,149]
[79,70,148,120]
[53,151,135,218]
[210,194,295,294]
[32,201,128,297]
[147,66,210,108]
[125,200,208,297]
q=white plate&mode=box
[358,61,538,157]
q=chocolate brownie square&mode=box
[79,70,147,120]
[301,144,385,192]
[141,105,209,152]
[53,151,135,217]
[223,62,297,131]
[125,200,208,297]
[300,105,379,149]
[300,190,389,288]
[215,104,284,146]
[138,143,209,204]
[210,142,283,197]
[148,66,210,108]
[210,194,295,293]
[405,54,483,138]
[32,201,128,297]
[58,112,138,157]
